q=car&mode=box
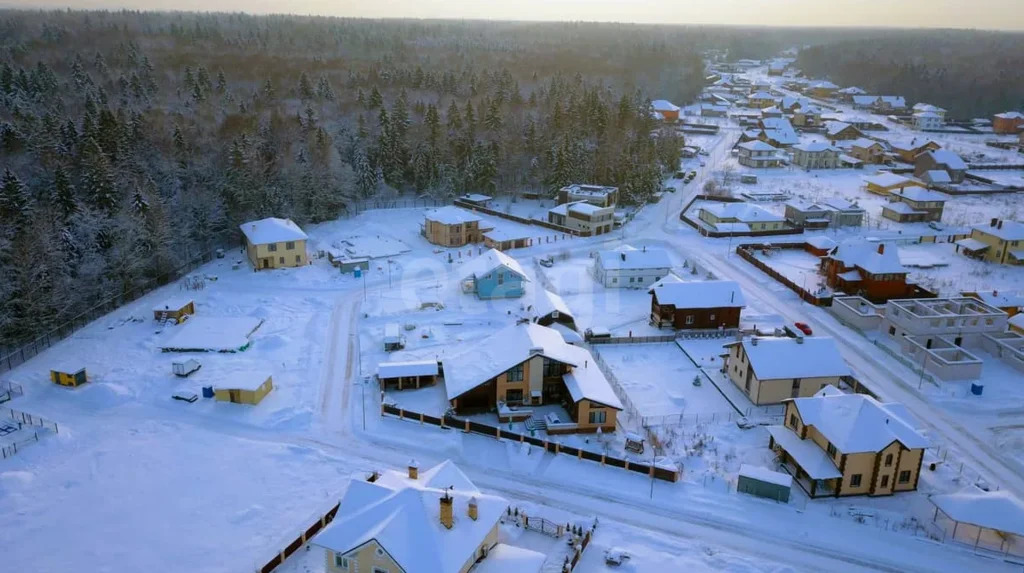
[538,256,554,267]
[698,149,710,156]
[688,170,697,178]
[674,171,686,179]
[794,322,813,335]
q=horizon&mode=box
[3,0,1024,32]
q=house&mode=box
[913,103,947,118]
[823,121,864,141]
[760,106,784,119]
[852,95,906,112]
[920,170,952,186]
[594,246,672,288]
[791,142,840,170]
[785,200,863,229]
[915,149,967,184]
[240,217,309,270]
[757,117,800,147]
[957,219,1024,265]
[699,202,787,233]
[482,229,531,251]
[820,198,865,227]
[311,460,514,573]
[748,91,777,109]
[992,111,1024,134]
[459,248,529,299]
[442,323,622,432]
[785,202,830,229]
[459,193,493,208]
[820,242,911,301]
[327,250,371,274]
[805,236,838,257]
[153,297,195,324]
[214,373,273,406]
[737,140,785,168]
[848,138,887,164]
[791,105,823,128]
[1012,314,1024,335]
[377,360,439,391]
[888,139,941,163]
[547,201,614,237]
[423,206,483,247]
[531,289,577,333]
[767,386,927,497]
[767,61,788,76]
[649,280,745,329]
[912,111,944,131]
[806,80,839,99]
[651,99,681,122]
[882,187,948,223]
[557,183,618,208]
[700,103,729,117]
[50,367,88,387]
[863,172,925,195]
[723,337,850,405]
[836,86,867,102]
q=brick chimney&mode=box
[408,459,419,480]
[468,496,478,521]
[877,243,885,255]
[440,490,454,529]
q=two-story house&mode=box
[547,201,614,236]
[594,246,672,288]
[791,142,840,170]
[699,202,787,233]
[459,248,529,299]
[240,217,309,270]
[737,140,785,168]
[651,99,681,123]
[649,280,745,329]
[993,111,1024,134]
[557,184,618,208]
[823,121,864,142]
[848,138,887,164]
[820,242,913,301]
[723,336,850,405]
[424,206,484,247]
[956,219,1024,265]
[914,149,968,184]
[767,386,928,497]
[882,187,948,223]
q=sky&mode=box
[4,0,1024,31]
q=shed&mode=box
[50,367,88,388]
[383,323,405,351]
[737,464,792,503]
[153,297,196,324]
[214,373,273,405]
[377,360,440,390]
[931,489,1024,555]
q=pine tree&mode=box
[484,99,503,132]
[368,86,383,109]
[298,71,314,100]
[424,103,441,150]
[0,168,31,225]
[80,138,118,212]
[215,69,227,93]
[52,165,78,220]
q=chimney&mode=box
[993,290,999,297]
[620,252,626,261]
[408,459,419,480]
[877,243,885,255]
[998,221,1004,230]
[642,245,647,252]
[992,218,999,228]
[367,471,381,483]
[468,496,478,521]
[529,346,544,355]
[440,489,454,529]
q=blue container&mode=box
[353,268,362,279]
[971,383,984,396]
[202,386,215,399]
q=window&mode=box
[884,453,893,467]
[268,243,278,252]
[497,272,504,285]
[588,409,607,424]
[790,378,801,398]
[881,475,890,488]
[295,255,301,263]
[612,277,618,284]
[709,314,716,322]
[898,470,912,484]
[334,554,349,569]
[278,256,285,264]
[629,277,635,283]
[542,358,562,377]
[373,568,389,573]
[850,474,862,487]
[685,315,694,325]
[788,413,797,429]
[505,389,523,403]
[506,364,524,382]
[826,442,837,457]
[888,326,896,336]
[286,241,295,250]
[376,548,384,557]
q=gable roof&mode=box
[995,111,1024,120]
[827,241,906,275]
[821,197,863,212]
[651,280,745,309]
[824,121,859,137]
[790,386,928,453]
[893,187,949,203]
[794,142,838,153]
[849,138,884,150]
[974,220,1024,241]
[597,246,672,271]
[312,461,506,573]
[651,99,680,112]
[532,289,572,321]
[922,170,952,184]
[863,172,922,189]
[425,205,482,225]
[240,217,308,244]
[739,140,779,152]
[759,117,799,145]
[460,249,528,282]
[922,149,967,171]
[734,337,851,380]
[702,202,784,223]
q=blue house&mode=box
[460,248,529,299]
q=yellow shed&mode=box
[153,297,196,324]
[215,373,273,405]
[50,367,88,387]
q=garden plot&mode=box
[750,247,830,294]
[898,242,1024,296]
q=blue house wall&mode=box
[474,265,526,299]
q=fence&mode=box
[452,199,585,236]
[0,381,24,404]
[255,501,341,573]
[0,244,227,375]
[735,243,834,306]
[380,404,680,482]
[346,197,445,215]
[640,406,781,429]
[1,407,59,459]
[871,339,938,388]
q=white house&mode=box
[547,201,615,237]
[594,246,672,288]
[912,111,944,131]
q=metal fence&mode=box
[0,407,59,459]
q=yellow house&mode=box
[767,386,928,497]
[863,172,925,196]
[153,296,195,324]
[50,367,88,387]
[312,460,523,573]
[724,337,850,405]
[957,219,1024,265]
[214,373,273,405]
[442,323,621,433]
[423,206,484,247]
[240,217,309,270]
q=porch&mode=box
[767,425,841,498]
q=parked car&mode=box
[794,322,813,335]
[538,256,554,267]
[688,170,697,178]
[604,548,631,566]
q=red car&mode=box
[794,322,813,335]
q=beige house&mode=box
[882,187,948,223]
[547,201,615,236]
[699,202,786,233]
[312,460,532,573]
[240,217,308,270]
[423,206,484,247]
[956,219,1024,265]
[767,386,928,497]
[791,142,839,170]
[723,337,850,405]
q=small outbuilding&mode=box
[153,297,196,324]
[214,373,273,405]
[384,323,405,351]
[377,360,440,390]
[737,464,793,503]
[50,367,88,388]
[930,489,1024,556]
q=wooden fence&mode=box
[256,502,341,573]
[734,243,834,306]
[380,404,680,482]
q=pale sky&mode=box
[5,0,1024,31]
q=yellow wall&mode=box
[425,219,480,247]
[214,377,273,405]
[971,228,1023,265]
[324,523,499,573]
[726,345,839,405]
[574,399,618,432]
[246,238,308,270]
[495,356,537,404]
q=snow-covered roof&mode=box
[483,228,530,242]
[805,236,837,251]
[651,99,680,112]
[1010,314,1024,331]
[738,463,793,488]
[597,246,672,271]
[460,193,492,203]
[828,241,906,275]
[648,272,685,290]
[821,197,863,212]
[793,142,838,153]
[567,202,609,216]
[892,187,949,203]
[425,206,481,225]
[239,217,307,245]
[913,103,946,113]
[824,121,857,137]
[759,118,799,144]
[849,138,884,150]
[313,461,506,573]
[923,149,967,171]
[749,91,775,100]
[790,386,928,453]
[473,544,546,573]
[863,172,921,189]
[995,111,1024,120]
[734,337,850,380]
[931,489,1024,537]
[914,111,942,119]
[922,170,952,184]
[460,249,528,282]
[765,426,843,480]
[968,291,1024,309]
[883,202,925,215]
[153,296,194,313]
[738,140,778,152]
[651,280,745,309]
[160,316,262,352]
[974,220,1024,241]
[560,184,617,198]
[809,80,838,90]
[563,362,623,410]
[838,86,866,95]
[533,289,572,321]
[219,371,270,392]
[701,202,784,223]
[956,237,990,252]
[378,360,439,379]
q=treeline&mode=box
[796,29,1024,119]
[0,11,705,348]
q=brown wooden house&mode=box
[650,280,745,329]
[820,242,914,302]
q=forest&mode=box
[0,11,710,349]
[797,29,1024,119]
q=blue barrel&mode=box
[353,268,362,278]
[202,386,215,398]
[971,383,984,396]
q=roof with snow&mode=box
[473,544,546,573]
[377,360,439,379]
[863,172,922,189]
[838,86,866,95]
[731,337,851,380]
[532,289,572,321]
[913,103,946,113]
[701,202,784,223]
[560,183,617,198]
[850,138,884,150]
[312,461,506,573]
[749,91,775,100]
[648,272,685,290]
[738,140,779,152]
[1011,314,1024,331]
[597,246,672,271]
[738,463,793,488]
[827,241,906,275]
[651,99,680,112]
[974,220,1024,241]
[967,291,1024,309]
[883,202,925,215]
[892,187,949,202]
[651,280,745,309]
[765,426,843,480]
[153,296,194,313]
[483,228,530,242]
[914,111,942,119]
[995,111,1024,120]
[922,149,967,171]
[759,117,799,145]
[824,121,858,137]
[794,142,838,153]
[931,489,1024,537]
[239,217,307,245]
[790,386,927,453]
[809,80,838,90]
[219,371,271,392]
[460,193,492,203]
[460,249,528,282]
[922,170,952,184]
[805,236,838,251]
[425,206,482,225]
[821,197,863,212]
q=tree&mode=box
[0,168,31,225]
